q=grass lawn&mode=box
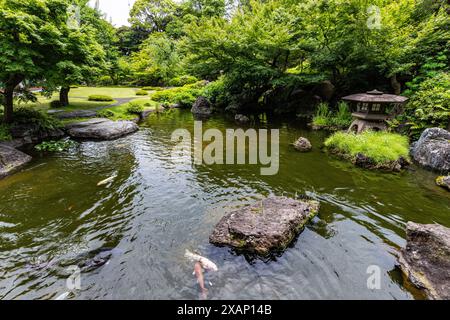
[27,97,116,111]
[68,86,141,98]
[324,131,410,164]
[99,98,159,120]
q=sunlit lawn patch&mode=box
[324,131,410,170]
[68,87,139,98]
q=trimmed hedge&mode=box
[136,90,149,96]
[126,102,144,114]
[88,95,114,102]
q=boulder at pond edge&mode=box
[398,222,450,300]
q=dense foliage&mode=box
[1,0,449,136]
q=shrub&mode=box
[151,85,202,108]
[0,124,12,141]
[98,75,113,86]
[168,75,198,87]
[312,102,353,128]
[49,100,63,109]
[136,90,149,96]
[330,102,352,127]
[126,102,144,114]
[403,72,450,137]
[203,77,230,108]
[324,131,410,164]
[97,109,115,118]
[35,139,76,152]
[312,103,331,126]
[88,95,114,102]
[13,107,62,131]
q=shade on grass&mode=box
[324,131,410,164]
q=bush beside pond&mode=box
[126,102,144,114]
[88,95,114,102]
[151,83,205,108]
[324,131,410,171]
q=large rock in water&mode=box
[398,222,450,300]
[410,128,450,172]
[191,96,212,116]
[66,118,138,140]
[210,197,320,255]
[0,144,32,179]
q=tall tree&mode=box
[49,0,106,106]
[129,0,179,34]
[0,0,70,122]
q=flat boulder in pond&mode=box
[410,128,450,172]
[210,197,320,256]
[0,144,32,179]
[66,118,138,140]
[398,222,450,300]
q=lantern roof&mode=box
[342,90,409,104]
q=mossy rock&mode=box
[436,176,450,191]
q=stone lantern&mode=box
[343,89,408,134]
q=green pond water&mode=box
[0,109,449,300]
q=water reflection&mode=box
[0,110,448,300]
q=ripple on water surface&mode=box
[0,110,449,300]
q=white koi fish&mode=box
[185,249,218,272]
[97,173,117,186]
[55,291,71,300]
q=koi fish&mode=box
[97,173,117,186]
[55,291,71,300]
[194,262,207,293]
[185,249,218,272]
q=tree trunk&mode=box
[390,74,401,95]
[3,86,14,123]
[2,74,24,123]
[59,87,70,106]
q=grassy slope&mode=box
[324,131,410,164]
